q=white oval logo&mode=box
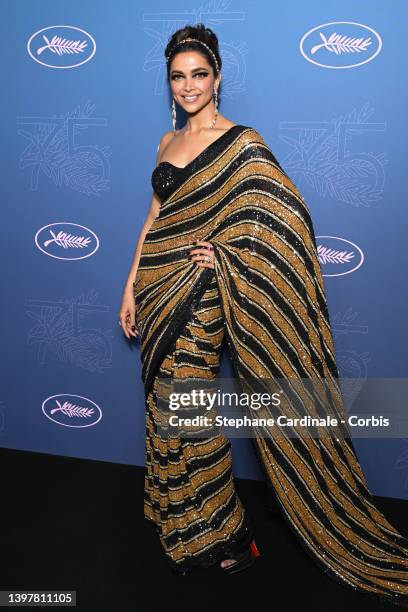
[27,25,96,69]
[317,236,364,276]
[300,22,382,68]
[35,222,99,260]
[42,394,102,428]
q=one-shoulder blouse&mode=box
[151,162,182,202]
[151,125,246,202]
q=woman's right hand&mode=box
[119,288,139,340]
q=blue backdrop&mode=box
[2,0,408,498]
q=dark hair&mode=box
[164,23,222,80]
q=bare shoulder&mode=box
[159,130,175,147]
[156,130,176,162]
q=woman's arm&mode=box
[122,131,174,294]
[122,191,161,293]
[119,131,175,339]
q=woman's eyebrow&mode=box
[170,66,208,74]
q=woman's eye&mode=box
[171,72,208,80]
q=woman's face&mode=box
[168,50,220,114]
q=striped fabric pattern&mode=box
[134,125,408,604]
[143,274,255,571]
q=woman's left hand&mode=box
[188,240,215,269]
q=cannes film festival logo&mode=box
[35,222,99,260]
[27,25,96,68]
[25,288,112,372]
[300,22,382,68]
[317,236,364,277]
[42,394,102,428]
[17,101,111,195]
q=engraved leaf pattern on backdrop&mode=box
[311,32,372,56]
[279,102,387,207]
[25,288,112,372]
[50,400,94,418]
[43,230,92,249]
[17,100,111,195]
[37,35,88,56]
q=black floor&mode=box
[2,447,408,611]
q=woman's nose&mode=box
[184,78,195,91]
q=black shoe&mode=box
[220,539,261,575]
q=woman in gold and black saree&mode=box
[133,123,408,606]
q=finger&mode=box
[196,259,215,268]
[127,324,138,338]
[126,320,136,336]
[119,315,127,335]
[191,240,213,250]
[189,248,206,256]
[189,241,214,255]
[197,257,214,264]
[189,248,213,259]
[192,252,214,264]
[189,252,205,261]
[126,315,138,337]
[120,312,134,339]
[195,240,213,248]
[190,254,210,263]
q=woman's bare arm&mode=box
[123,131,174,294]
[122,191,160,293]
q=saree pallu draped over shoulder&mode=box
[134,125,408,604]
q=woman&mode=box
[119,23,408,606]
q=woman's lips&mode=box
[182,95,200,103]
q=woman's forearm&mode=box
[124,217,155,292]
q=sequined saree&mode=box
[133,124,408,605]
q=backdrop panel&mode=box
[2,0,408,497]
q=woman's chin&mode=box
[181,104,203,113]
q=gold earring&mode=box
[211,89,218,128]
[172,97,177,133]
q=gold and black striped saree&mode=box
[133,124,408,605]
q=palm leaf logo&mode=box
[37,35,88,56]
[43,230,91,249]
[311,32,371,55]
[317,245,355,265]
[50,400,94,418]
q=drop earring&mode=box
[211,89,219,128]
[172,97,177,133]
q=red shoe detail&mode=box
[250,539,260,558]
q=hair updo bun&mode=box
[164,23,222,79]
